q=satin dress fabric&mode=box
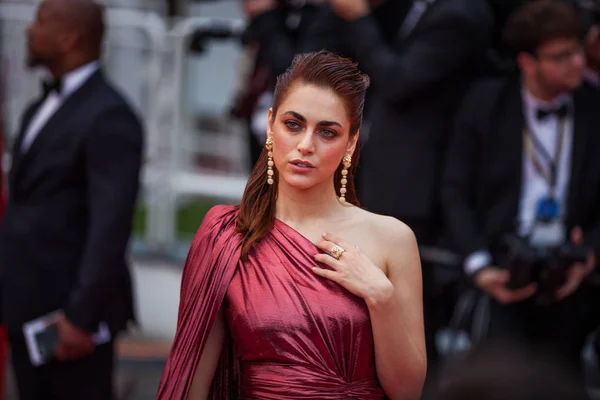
[225,218,385,399]
[156,205,385,399]
[156,205,242,400]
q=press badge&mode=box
[529,195,565,247]
[536,196,560,223]
[530,220,566,248]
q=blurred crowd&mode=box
[230,0,600,397]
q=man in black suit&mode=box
[329,0,492,228]
[327,0,493,368]
[0,0,143,398]
[442,0,599,375]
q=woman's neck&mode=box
[275,180,345,226]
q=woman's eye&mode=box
[284,121,301,130]
[320,129,337,138]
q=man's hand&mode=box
[329,0,370,21]
[55,317,94,361]
[474,267,537,304]
[555,226,596,300]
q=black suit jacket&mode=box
[441,76,600,262]
[241,3,347,80]
[339,0,493,222]
[0,69,143,334]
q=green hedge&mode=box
[132,199,218,239]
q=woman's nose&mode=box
[297,131,315,154]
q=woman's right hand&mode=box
[474,267,537,304]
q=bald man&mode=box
[0,0,143,398]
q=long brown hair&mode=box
[236,50,371,259]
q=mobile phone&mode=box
[34,324,59,362]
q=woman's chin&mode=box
[278,175,319,191]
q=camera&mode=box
[502,234,589,305]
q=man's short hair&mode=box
[503,0,582,55]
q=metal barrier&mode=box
[0,3,41,140]
[144,16,248,251]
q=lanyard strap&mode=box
[523,118,568,194]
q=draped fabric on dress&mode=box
[156,205,241,399]
[156,205,386,399]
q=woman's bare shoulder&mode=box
[351,206,416,246]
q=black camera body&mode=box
[503,235,589,305]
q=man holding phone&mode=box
[0,0,142,399]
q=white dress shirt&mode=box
[464,88,574,275]
[20,61,100,152]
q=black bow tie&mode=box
[41,78,62,98]
[536,103,570,120]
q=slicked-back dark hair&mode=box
[236,50,370,259]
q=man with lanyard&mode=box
[442,0,600,381]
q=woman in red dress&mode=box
[157,51,426,399]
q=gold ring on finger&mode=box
[330,245,345,260]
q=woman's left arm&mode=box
[368,223,426,400]
[313,224,426,400]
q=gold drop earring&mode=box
[339,154,351,202]
[266,137,274,185]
